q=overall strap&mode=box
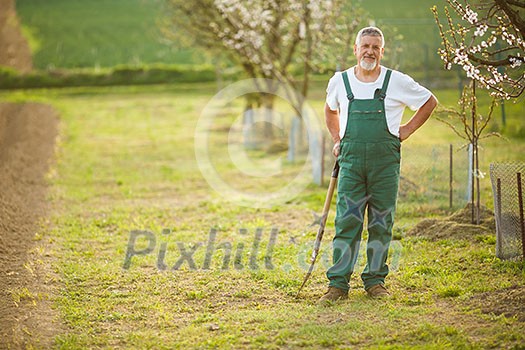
[378,69,392,101]
[341,71,354,103]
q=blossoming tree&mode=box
[162,1,363,184]
[432,0,524,99]
[433,0,522,223]
[162,0,361,126]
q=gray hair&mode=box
[355,27,385,48]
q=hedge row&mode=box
[0,64,232,89]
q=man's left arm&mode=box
[399,95,437,142]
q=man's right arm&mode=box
[325,103,340,157]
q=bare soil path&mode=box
[0,0,33,72]
[0,103,59,348]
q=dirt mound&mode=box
[0,103,58,347]
[470,285,525,321]
[406,204,496,240]
[0,0,33,72]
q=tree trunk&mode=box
[472,80,480,225]
[261,93,275,140]
[475,140,481,225]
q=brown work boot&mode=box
[366,284,390,299]
[318,286,348,304]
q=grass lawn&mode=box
[1,82,524,348]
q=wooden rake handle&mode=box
[296,161,339,297]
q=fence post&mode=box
[449,144,453,209]
[517,172,525,261]
[467,143,473,203]
[287,117,300,162]
[496,178,502,257]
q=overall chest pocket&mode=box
[349,109,384,120]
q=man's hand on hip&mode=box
[399,96,438,142]
[399,124,412,142]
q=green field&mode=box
[17,0,449,73]
[16,0,204,69]
[1,81,524,348]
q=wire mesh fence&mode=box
[489,163,525,261]
[320,137,472,210]
[399,142,470,209]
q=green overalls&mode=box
[327,69,401,292]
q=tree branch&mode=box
[467,53,524,67]
[506,0,525,8]
[495,0,525,34]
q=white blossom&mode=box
[474,24,488,37]
[462,5,478,24]
[434,0,524,98]
[509,57,522,68]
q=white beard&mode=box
[360,58,377,71]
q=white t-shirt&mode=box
[326,66,433,138]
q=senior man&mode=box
[320,26,437,302]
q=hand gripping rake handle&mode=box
[296,161,339,298]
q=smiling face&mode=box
[354,34,384,71]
